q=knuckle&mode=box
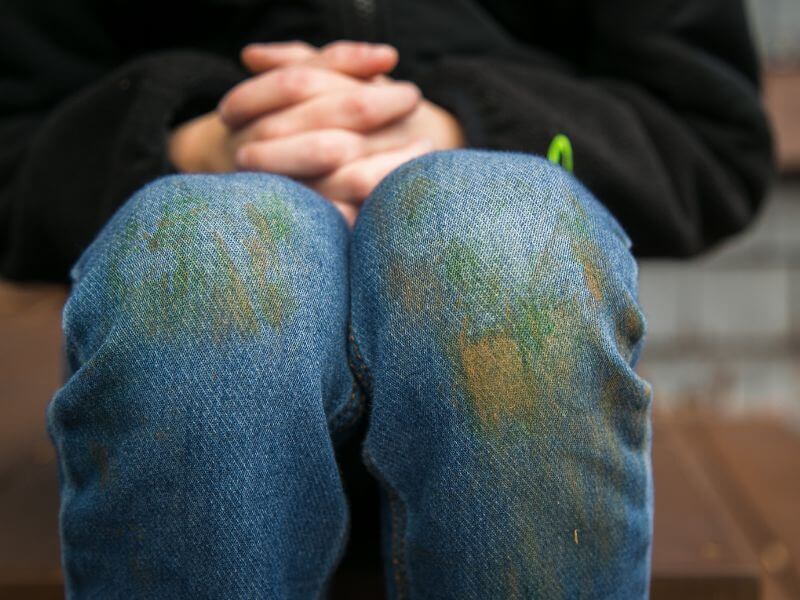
[275,66,310,98]
[344,93,376,126]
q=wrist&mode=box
[425,101,466,150]
[168,112,231,173]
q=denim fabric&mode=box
[48,149,653,599]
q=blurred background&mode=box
[634,1,800,598]
[638,0,800,424]
[1,1,799,598]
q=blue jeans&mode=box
[48,149,653,599]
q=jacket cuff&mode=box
[108,50,247,183]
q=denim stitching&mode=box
[326,383,363,436]
[325,317,374,436]
[347,323,410,599]
[387,486,408,599]
[347,327,372,394]
[362,446,409,600]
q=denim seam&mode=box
[387,485,408,599]
[347,323,410,599]
[326,327,373,436]
[362,446,409,600]
[347,326,373,394]
[327,383,363,435]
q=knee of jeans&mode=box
[356,149,649,434]
[63,172,347,362]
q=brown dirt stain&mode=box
[457,329,530,429]
[580,249,604,304]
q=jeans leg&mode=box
[349,149,653,599]
[47,173,359,598]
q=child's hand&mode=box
[217,41,426,178]
[168,41,464,225]
[168,41,405,173]
[226,40,464,224]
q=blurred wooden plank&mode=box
[0,282,66,596]
[651,575,760,600]
[0,584,63,600]
[764,70,800,173]
[650,414,762,599]
[701,420,800,600]
[0,282,66,472]
[0,461,62,589]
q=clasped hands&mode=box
[168,40,466,225]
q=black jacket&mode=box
[0,0,774,282]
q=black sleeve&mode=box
[0,2,246,282]
[409,0,775,258]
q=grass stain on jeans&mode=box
[396,172,436,226]
[385,255,447,315]
[243,195,298,330]
[210,232,261,335]
[106,191,298,339]
[450,293,587,436]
